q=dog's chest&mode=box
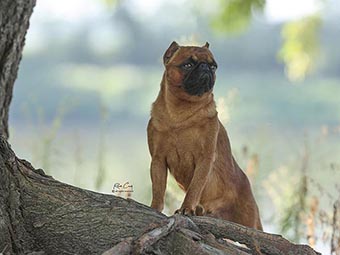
[165,128,202,189]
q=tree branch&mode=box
[0,136,321,254]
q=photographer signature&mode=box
[112,182,134,193]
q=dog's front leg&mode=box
[176,157,214,215]
[176,120,219,216]
[150,158,167,212]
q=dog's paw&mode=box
[174,204,205,216]
[194,204,205,216]
[175,207,195,216]
[150,201,164,212]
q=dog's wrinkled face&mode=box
[163,41,218,99]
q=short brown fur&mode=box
[148,42,262,230]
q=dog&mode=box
[148,41,262,230]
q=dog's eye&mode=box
[210,65,217,72]
[182,63,193,69]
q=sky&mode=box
[265,0,320,22]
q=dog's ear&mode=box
[202,42,210,49]
[163,41,180,65]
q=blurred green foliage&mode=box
[211,0,266,33]
[103,0,119,8]
[279,15,321,82]
[211,0,323,82]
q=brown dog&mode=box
[148,41,262,230]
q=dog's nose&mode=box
[198,62,209,71]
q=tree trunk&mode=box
[0,0,35,139]
[0,1,322,254]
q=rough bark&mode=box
[0,136,321,254]
[0,0,35,139]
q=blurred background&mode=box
[8,0,340,253]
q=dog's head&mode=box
[162,41,218,101]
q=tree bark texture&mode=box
[0,136,321,254]
[0,0,36,139]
